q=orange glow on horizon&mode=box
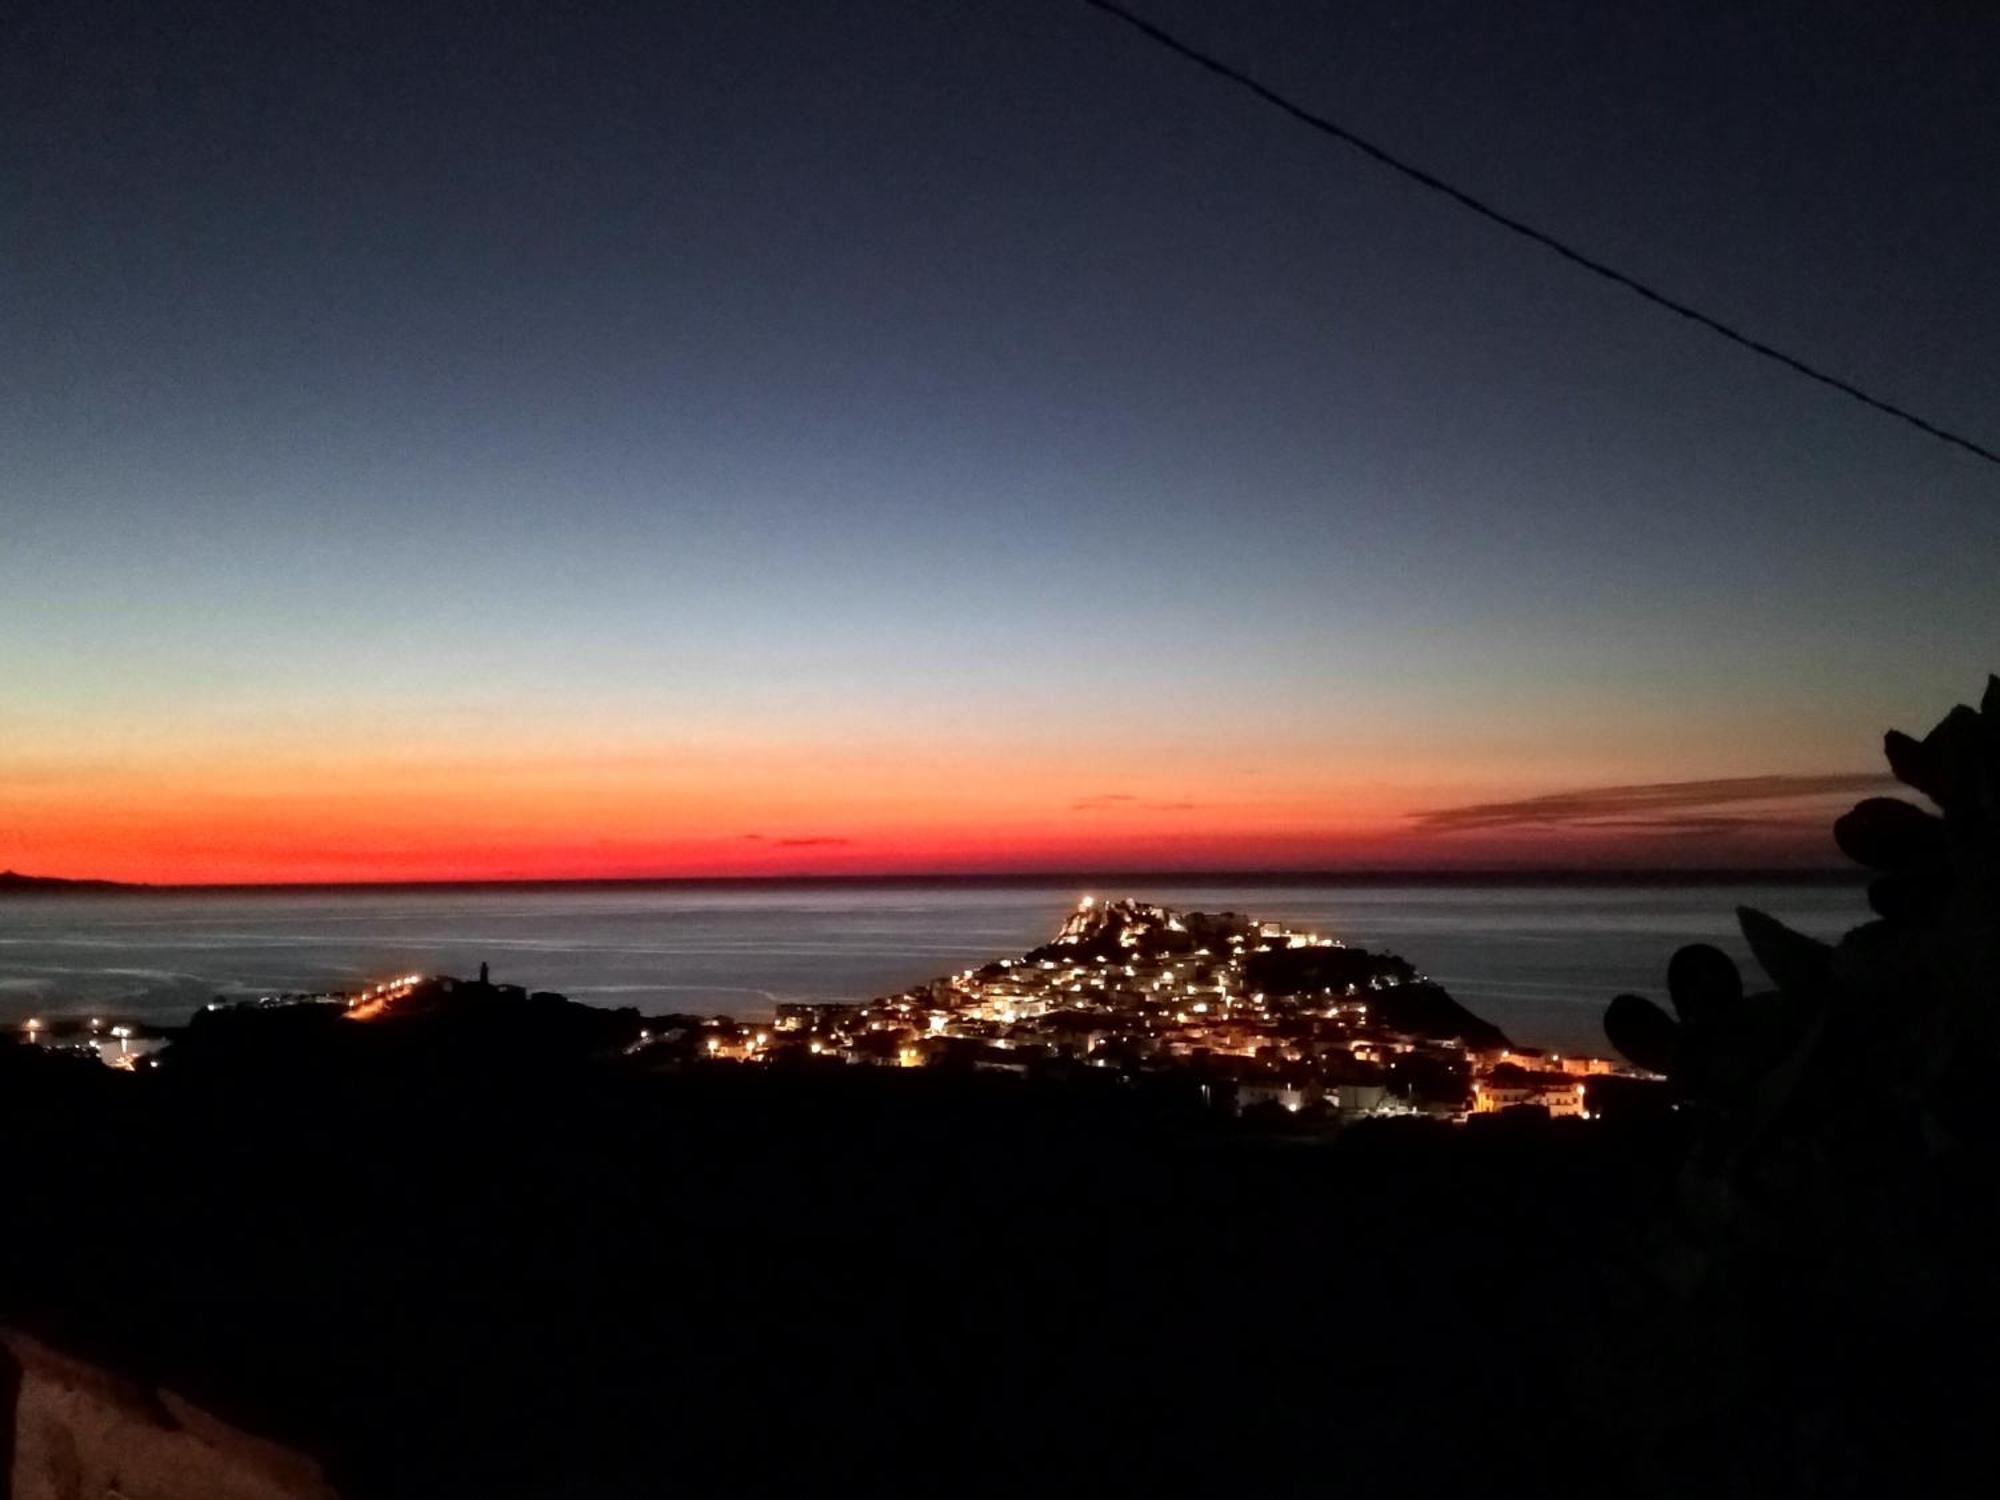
[0,731,1846,884]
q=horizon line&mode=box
[6,865,1866,894]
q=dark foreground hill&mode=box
[3,1029,1678,1499]
[1,1018,1984,1500]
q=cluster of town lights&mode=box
[630,897,1632,1122]
[28,919,1637,1120]
[343,973,427,1021]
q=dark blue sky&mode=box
[5,0,1996,879]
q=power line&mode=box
[1075,0,2000,471]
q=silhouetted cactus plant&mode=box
[1591,680,2000,1496]
[1605,676,1999,1194]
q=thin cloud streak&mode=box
[1071,794,1199,813]
[1411,773,1894,834]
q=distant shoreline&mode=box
[0,871,148,894]
[3,867,1867,895]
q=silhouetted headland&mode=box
[0,869,141,894]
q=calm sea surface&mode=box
[0,881,1868,1055]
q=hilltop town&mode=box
[631,896,1637,1122]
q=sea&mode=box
[0,878,1872,1055]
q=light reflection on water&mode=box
[0,880,1868,1053]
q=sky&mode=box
[4,0,1996,883]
